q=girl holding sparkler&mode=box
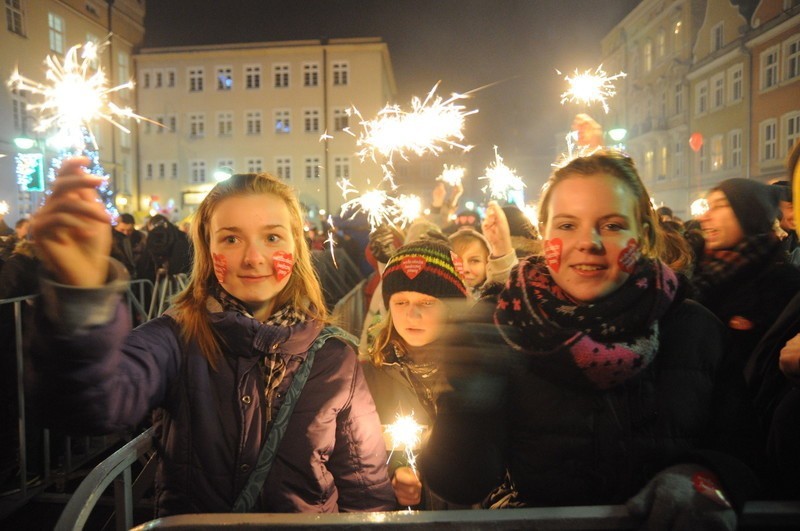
[421,150,759,529]
[363,240,470,509]
[28,158,395,516]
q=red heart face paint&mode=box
[544,238,563,272]
[272,250,294,281]
[400,256,426,279]
[450,251,465,278]
[617,238,640,274]
[212,253,227,284]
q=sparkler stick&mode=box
[480,146,525,201]
[7,39,159,150]
[558,64,627,114]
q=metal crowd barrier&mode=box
[0,278,155,521]
[331,279,367,338]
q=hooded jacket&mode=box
[30,279,395,516]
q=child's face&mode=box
[455,239,489,288]
[389,291,447,347]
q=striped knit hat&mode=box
[382,241,468,306]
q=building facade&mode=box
[0,0,145,220]
[135,38,396,219]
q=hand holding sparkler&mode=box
[482,201,513,259]
[392,466,422,507]
[31,157,112,287]
[386,413,425,508]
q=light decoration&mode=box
[7,39,157,151]
[437,164,466,187]
[386,413,424,476]
[691,198,709,217]
[0,201,9,216]
[15,153,45,191]
[558,64,627,114]
[349,82,476,166]
[480,146,525,201]
[394,194,423,228]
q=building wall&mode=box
[0,0,145,220]
[135,38,396,219]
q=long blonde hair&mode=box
[171,172,327,369]
[367,312,401,366]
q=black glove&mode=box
[368,225,401,264]
[626,463,736,531]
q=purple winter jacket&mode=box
[31,301,395,516]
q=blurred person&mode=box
[448,227,491,299]
[771,180,799,265]
[362,240,470,509]
[28,157,395,515]
[421,150,758,529]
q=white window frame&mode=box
[141,69,151,89]
[332,62,349,86]
[246,158,263,173]
[167,114,177,133]
[643,40,653,72]
[117,52,130,86]
[189,113,205,138]
[695,81,708,116]
[303,108,320,133]
[785,34,800,82]
[761,46,780,91]
[334,156,350,180]
[145,162,154,181]
[711,22,724,53]
[48,12,64,54]
[728,129,742,169]
[275,157,291,180]
[657,29,666,58]
[783,111,800,157]
[273,63,290,88]
[303,62,319,87]
[673,139,684,179]
[216,65,233,91]
[710,134,723,171]
[244,64,261,89]
[170,161,178,180]
[333,108,349,132]
[217,111,233,136]
[6,0,25,36]
[245,110,262,135]
[304,157,321,179]
[190,160,207,184]
[166,68,176,88]
[674,82,683,116]
[710,72,724,111]
[188,67,204,92]
[728,64,743,103]
[274,109,290,134]
[760,119,778,161]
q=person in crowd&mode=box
[115,213,148,262]
[659,219,695,277]
[28,157,395,515]
[363,240,470,509]
[693,178,800,374]
[771,180,799,265]
[420,150,759,529]
[448,227,491,299]
[0,218,30,265]
[111,214,147,278]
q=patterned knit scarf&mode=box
[692,233,780,296]
[494,256,678,390]
[210,285,305,425]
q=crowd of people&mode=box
[2,118,800,528]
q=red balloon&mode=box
[689,132,704,153]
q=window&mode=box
[217,112,233,136]
[710,135,723,171]
[784,112,800,156]
[698,144,708,174]
[673,20,682,53]
[303,62,319,87]
[166,68,176,88]
[761,46,780,90]
[761,119,778,161]
[6,0,25,36]
[190,160,207,183]
[303,109,320,133]
[334,156,350,180]
[276,157,291,180]
[142,70,151,89]
[644,150,654,181]
[695,81,708,116]
[333,108,349,131]
[711,73,724,111]
[189,113,205,138]
[246,158,263,173]
[711,22,724,52]
[304,157,321,179]
[674,82,683,115]
[273,63,289,88]
[155,70,163,88]
[145,162,153,181]
[217,66,233,90]
[728,64,743,103]
[274,109,290,134]
[729,129,742,168]
[48,12,64,54]
[643,40,652,72]
[155,115,164,134]
[657,29,666,58]
[217,159,234,177]
[245,65,261,89]
[171,162,178,180]
[11,88,27,132]
[245,110,262,135]
[786,35,800,81]
[659,146,667,180]
[332,62,349,86]
[117,52,129,86]
[158,162,166,180]
[673,139,684,178]
[188,67,204,92]
[167,114,177,133]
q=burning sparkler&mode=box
[350,82,476,166]
[558,64,627,114]
[437,164,466,187]
[691,198,709,217]
[340,188,399,232]
[480,146,525,201]
[7,39,158,150]
[386,413,425,473]
[394,194,423,228]
[0,201,9,216]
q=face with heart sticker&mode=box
[272,250,294,281]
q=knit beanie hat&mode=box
[714,178,781,236]
[502,205,538,239]
[382,241,468,306]
[449,226,492,256]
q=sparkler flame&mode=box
[480,146,525,200]
[340,187,399,232]
[0,201,9,216]
[691,198,709,217]
[394,194,422,228]
[386,413,424,472]
[437,164,466,187]
[559,64,627,114]
[7,39,159,150]
[350,82,476,165]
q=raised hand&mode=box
[482,201,512,257]
[31,157,112,287]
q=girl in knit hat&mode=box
[362,240,469,509]
[421,150,759,528]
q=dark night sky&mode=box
[143,0,641,192]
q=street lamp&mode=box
[214,166,233,182]
[13,137,36,150]
[607,128,627,143]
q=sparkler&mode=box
[323,215,338,268]
[340,188,399,232]
[437,164,466,187]
[386,413,424,474]
[480,146,525,201]
[350,82,476,165]
[7,39,158,150]
[0,201,9,216]
[394,194,422,228]
[558,65,627,114]
[691,198,709,217]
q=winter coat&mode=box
[30,284,395,516]
[420,295,760,510]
